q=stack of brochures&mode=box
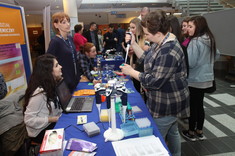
[66,138,97,153]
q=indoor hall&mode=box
[1,0,235,156]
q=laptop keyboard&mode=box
[71,97,86,110]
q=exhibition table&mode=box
[54,78,170,155]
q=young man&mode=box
[83,22,100,52]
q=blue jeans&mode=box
[154,116,180,156]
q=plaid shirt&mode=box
[77,52,94,81]
[138,36,190,118]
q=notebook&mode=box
[56,80,94,113]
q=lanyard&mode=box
[60,35,77,76]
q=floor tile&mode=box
[210,93,235,106]
[181,142,199,156]
[206,152,235,156]
[203,120,226,138]
[219,137,235,151]
[208,138,233,153]
[204,97,220,107]
[211,114,235,133]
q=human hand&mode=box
[48,116,60,123]
[93,67,98,71]
[128,46,134,56]
[125,32,135,45]
[93,79,102,85]
[119,63,134,76]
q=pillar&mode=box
[63,0,79,34]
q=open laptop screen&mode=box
[56,80,72,109]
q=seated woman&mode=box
[24,54,63,144]
[78,42,101,85]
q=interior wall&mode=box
[25,14,43,27]
[108,12,139,24]
[25,12,140,28]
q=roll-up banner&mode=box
[0,3,32,96]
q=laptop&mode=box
[56,80,94,113]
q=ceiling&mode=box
[0,0,175,15]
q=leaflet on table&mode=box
[112,135,169,156]
[66,138,97,152]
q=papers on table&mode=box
[112,135,169,156]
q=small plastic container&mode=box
[138,127,153,137]
[120,121,139,137]
[135,117,153,137]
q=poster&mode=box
[0,6,25,45]
[0,43,27,95]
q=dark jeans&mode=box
[188,87,205,131]
[31,123,56,144]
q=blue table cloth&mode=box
[94,57,124,71]
[55,79,170,155]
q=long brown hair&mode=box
[188,16,216,60]
[130,17,146,49]
[24,54,58,114]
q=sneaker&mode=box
[181,130,197,142]
[195,132,205,141]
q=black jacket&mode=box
[83,30,100,51]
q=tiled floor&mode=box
[179,78,235,156]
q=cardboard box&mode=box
[39,128,64,156]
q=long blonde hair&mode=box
[130,17,146,49]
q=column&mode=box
[62,0,79,34]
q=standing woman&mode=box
[181,17,191,47]
[24,54,63,144]
[167,15,189,76]
[47,12,82,93]
[128,17,149,68]
[78,42,101,85]
[128,17,149,97]
[73,24,87,52]
[181,16,220,141]
[120,10,189,156]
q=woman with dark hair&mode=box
[120,10,189,156]
[181,16,220,141]
[24,54,63,144]
[167,15,189,76]
[128,17,150,101]
[167,15,183,43]
[78,42,101,85]
[73,24,87,52]
[47,12,82,93]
